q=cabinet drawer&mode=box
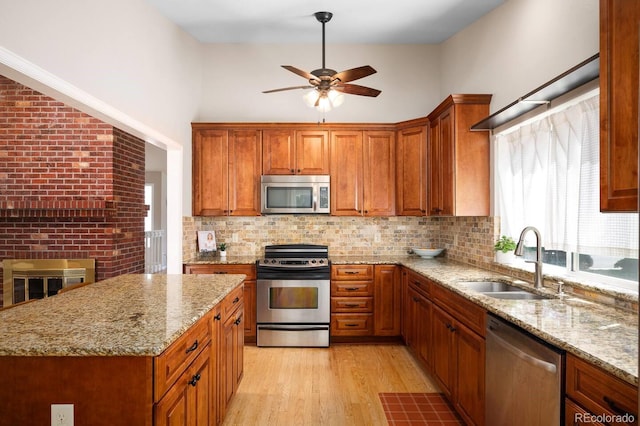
[431,284,485,336]
[407,270,431,297]
[184,263,256,280]
[566,354,638,424]
[331,296,373,312]
[331,313,373,336]
[331,265,374,280]
[222,285,244,320]
[154,313,211,402]
[331,280,373,296]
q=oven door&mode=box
[256,279,330,324]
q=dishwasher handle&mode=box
[489,327,557,374]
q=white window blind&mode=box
[494,92,638,261]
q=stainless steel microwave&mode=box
[261,175,330,214]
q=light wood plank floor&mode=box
[222,344,440,425]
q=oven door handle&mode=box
[258,326,329,331]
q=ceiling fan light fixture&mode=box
[303,89,345,112]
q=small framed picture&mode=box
[198,231,217,252]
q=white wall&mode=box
[0,0,202,147]
[197,43,441,123]
[439,0,599,112]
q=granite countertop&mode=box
[184,254,638,386]
[0,274,245,357]
[397,257,638,387]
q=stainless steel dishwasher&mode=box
[486,313,564,426]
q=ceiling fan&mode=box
[263,11,381,111]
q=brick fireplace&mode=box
[0,75,146,307]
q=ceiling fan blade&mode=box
[282,65,318,81]
[334,83,381,97]
[263,85,314,94]
[332,66,377,83]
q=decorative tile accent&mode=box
[379,393,463,425]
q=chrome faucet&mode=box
[514,226,544,289]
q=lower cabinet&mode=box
[565,353,637,426]
[155,344,212,426]
[330,264,401,339]
[402,267,486,426]
[220,285,245,421]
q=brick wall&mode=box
[0,76,146,306]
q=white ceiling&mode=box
[145,0,505,44]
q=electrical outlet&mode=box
[232,233,239,243]
[374,233,382,243]
[51,404,74,426]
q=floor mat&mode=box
[379,393,464,425]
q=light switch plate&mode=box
[51,404,74,426]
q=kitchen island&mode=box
[0,273,245,426]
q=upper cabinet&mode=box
[192,126,261,216]
[262,129,330,175]
[599,0,640,212]
[427,95,492,216]
[396,120,428,216]
[330,129,396,216]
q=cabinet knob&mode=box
[214,313,221,321]
[297,169,301,173]
[290,169,295,173]
[234,316,242,326]
[233,296,240,304]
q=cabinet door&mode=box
[262,129,295,175]
[396,125,427,216]
[599,0,640,211]
[455,324,485,426]
[192,130,229,216]
[428,108,454,216]
[330,131,364,215]
[431,305,455,399]
[363,131,396,216]
[408,287,432,371]
[374,265,400,336]
[296,130,330,174]
[221,311,236,416]
[228,130,261,216]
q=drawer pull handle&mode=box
[185,340,198,354]
[345,323,359,327]
[232,296,240,304]
[603,396,632,417]
[214,271,228,274]
[345,287,359,291]
[234,315,243,326]
[344,271,360,275]
[345,304,360,308]
[188,373,201,387]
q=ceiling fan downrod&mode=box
[314,11,333,70]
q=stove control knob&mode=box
[311,259,316,264]
[318,259,325,264]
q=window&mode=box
[494,90,638,292]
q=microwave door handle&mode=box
[313,187,317,211]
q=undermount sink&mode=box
[461,281,552,300]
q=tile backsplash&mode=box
[183,215,498,266]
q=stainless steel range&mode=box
[256,244,330,347]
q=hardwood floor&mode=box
[222,344,440,425]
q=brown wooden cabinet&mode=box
[183,263,256,342]
[565,353,637,426]
[427,95,492,216]
[262,129,330,175]
[220,285,244,421]
[406,281,432,370]
[192,126,261,216]
[330,130,396,216]
[330,264,374,336]
[155,344,212,426]
[396,121,428,216]
[599,0,640,212]
[373,265,401,336]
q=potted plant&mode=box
[494,235,516,263]
[218,242,227,259]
